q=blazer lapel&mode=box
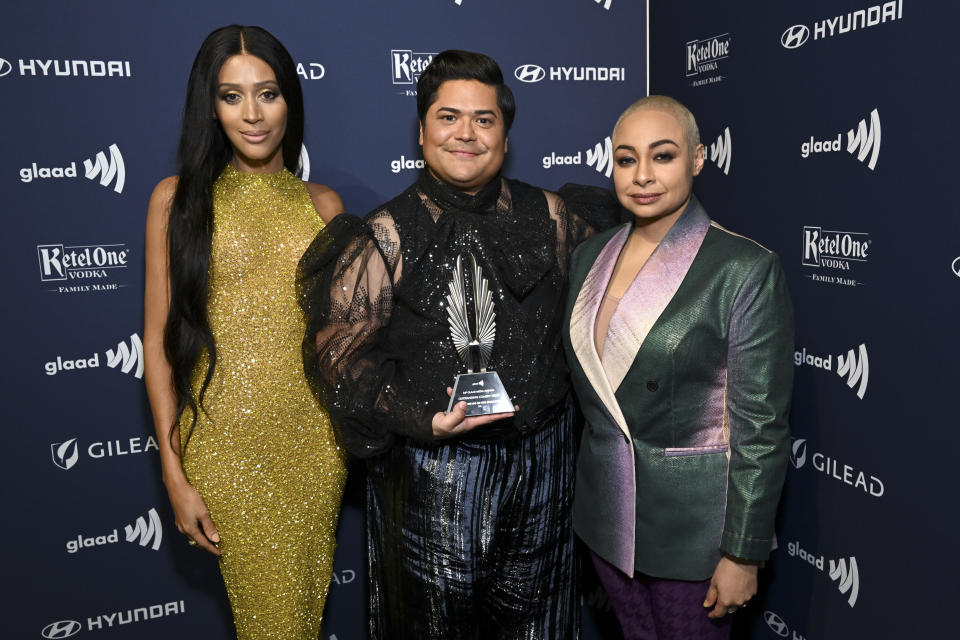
[603,198,712,391]
[570,224,633,440]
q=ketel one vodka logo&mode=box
[542,136,613,178]
[801,225,870,286]
[37,243,130,293]
[794,344,869,399]
[391,49,436,85]
[20,143,125,193]
[686,33,730,77]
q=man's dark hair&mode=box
[416,50,516,133]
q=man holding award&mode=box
[298,50,616,639]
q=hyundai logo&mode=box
[781,24,810,49]
[42,620,82,639]
[0,58,11,77]
[514,64,546,83]
[763,611,789,637]
[790,438,807,469]
[952,256,960,278]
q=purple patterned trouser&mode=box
[590,550,731,640]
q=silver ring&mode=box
[727,606,738,615]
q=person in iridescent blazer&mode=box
[562,96,793,639]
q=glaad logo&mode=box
[515,64,546,83]
[5,57,131,78]
[391,155,425,174]
[686,33,730,78]
[707,127,732,175]
[65,508,162,553]
[847,108,881,170]
[44,333,144,379]
[786,540,859,607]
[20,144,125,193]
[51,438,80,470]
[296,144,310,182]
[542,137,613,178]
[794,344,869,399]
[586,137,613,177]
[592,0,613,10]
[391,49,436,85]
[41,620,82,639]
[50,435,159,471]
[514,63,625,83]
[763,611,789,637]
[780,0,903,50]
[790,438,885,497]
[106,334,144,378]
[125,508,163,550]
[800,109,881,171]
[84,143,125,193]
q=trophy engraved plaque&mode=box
[444,252,514,416]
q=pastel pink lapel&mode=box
[602,205,711,391]
[570,224,632,439]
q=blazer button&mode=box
[646,380,659,392]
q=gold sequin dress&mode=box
[180,164,347,640]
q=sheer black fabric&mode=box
[298,171,618,458]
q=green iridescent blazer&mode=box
[562,197,793,580]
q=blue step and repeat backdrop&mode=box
[649,1,959,639]
[4,0,958,639]
[1,1,642,638]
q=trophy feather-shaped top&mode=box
[445,253,496,371]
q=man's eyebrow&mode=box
[436,107,498,117]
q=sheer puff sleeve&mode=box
[298,210,434,458]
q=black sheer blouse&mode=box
[298,171,618,458]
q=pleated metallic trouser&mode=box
[366,399,579,640]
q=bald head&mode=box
[613,95,701,155]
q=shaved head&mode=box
[613,95,701,155]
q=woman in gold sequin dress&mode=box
[143,25,347,639]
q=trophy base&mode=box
[446,371,514,417]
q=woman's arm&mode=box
[144,177,220,555]
[707,251,794,617]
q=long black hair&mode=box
[165,25,304,444]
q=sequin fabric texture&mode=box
[180,164,347,640]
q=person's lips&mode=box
[241,130,270,143]
[629,192,663,205]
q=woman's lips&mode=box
[630,192,663,205]
[241,131,270,143]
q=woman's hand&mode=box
[703,555,757,619]
[165,477,221,556]
[431,387,517,438]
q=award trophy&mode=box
[444,252,514,416]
